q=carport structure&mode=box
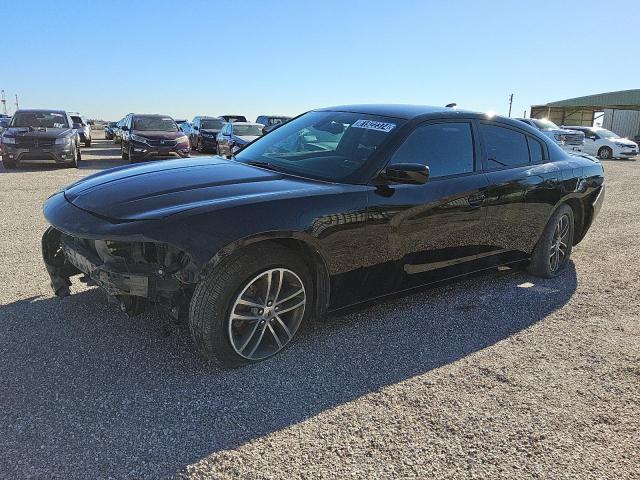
[530,89,640,138]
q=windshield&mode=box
[532,119,560,131]
[11,111,69,129]
[224,116,247,122]
[235,111,403,182]
[233,125,263,137]
[133,116,178,132]
[597,129,620,139]
[201,119,224,130]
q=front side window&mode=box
[11,111,70,129]
[133,116,178,132]
[235,111,404,182]
[389,122,475,178]
[481,124,530,169]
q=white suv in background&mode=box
[561,126,638,159]
[517,118,584,152]
[68,112,92,147]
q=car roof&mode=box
[315,104,479,120]
[14,109,67,114]
[132,114,173,118]
[229,122,261,126]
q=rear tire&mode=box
[527,204,574,278]
[84,138,91,148]
[598,146,612,159]
[2,157,16,169]
[189,244,313,367]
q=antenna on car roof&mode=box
[445,103,457,108]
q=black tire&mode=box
[2,156,16,169]
[84,138,91,148]
[121,142,129,161]
[70,142,81,168]
[598,146,612,159]
[527,204,574,278]
[189,244,314,367]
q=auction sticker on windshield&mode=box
[351,119,396,132]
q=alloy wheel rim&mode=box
[228,268,306,360]
[549,213,570,272]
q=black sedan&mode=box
[42,105,605,366]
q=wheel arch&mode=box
[199,232,331,318]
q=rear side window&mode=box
[390,122,475,178]
[527,137,544,163]
[481,124,530,169]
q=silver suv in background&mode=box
[68,112,92,147]
[517,118,584,153]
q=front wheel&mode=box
[598,146,612,159]
[121,142,129,161]
[84,138,92,148]
[528,204,574,278]
[189,244,312,367]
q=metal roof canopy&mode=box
[530,89,640,127]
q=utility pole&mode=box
[14,94,19,111]
[508,93,514,118]
[1,90,6,115]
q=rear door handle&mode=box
[467,193,486,208]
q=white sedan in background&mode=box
[562,126,638,159]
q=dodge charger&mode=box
[42,105,605,366]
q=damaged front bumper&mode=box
[42,226,195,316]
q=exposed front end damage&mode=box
[42,227,198,317]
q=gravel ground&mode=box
[0,134,638,479]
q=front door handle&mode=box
[467,193,486,208]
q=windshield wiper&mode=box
[243,160,285,172]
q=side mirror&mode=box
[193,125,199,130]
[121,125,129,131]
[72,122,82,129]
[380,163,429,185]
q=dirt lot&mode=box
[1,132,638,479]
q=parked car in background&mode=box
[562,126,639,159]
[1,109,81,168]
[104,121,118,140]
[175,119,189,132]
[190,116,225,152]
[255,115,291,134]
[113,116,129,144]
[42,104,605,366]
[516,118,584,152]
[221,115,247,123]
[216,121,263,157]
[120,113,191,162]
[68,112,92,147]
[0,117,10,133]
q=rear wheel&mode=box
[189,244,312,367]
[598,146,612,159]
[2,156,16,169]
[84,137,91,147]
[528,204,574,278]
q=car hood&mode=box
[4,127,73,139]
[63,156,328,221]
[552,128,583,136]
[131,130,183,140]
[612,138,637,146]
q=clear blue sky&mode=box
[3,0,639,121]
